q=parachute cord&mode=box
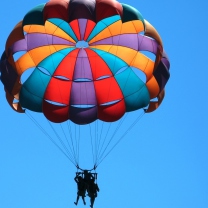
[60,123,78,165]
[25,111,77,166]
[77,125,81,166]
[66,120,79,167]
[46,120,77,162]
[94,121,113,166]
[96,110,145,167]
[89,123,96,166]
[95,113,127,166]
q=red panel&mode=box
[44,77,72,105]
[95,0,123,22]
[84,20,96,40]
[43,100,70,123]
[94,77,123,104]
[44,0,70,22]
[53,48,79,80]
[69,19,81,40]
[93,69,126,122]
[85,49,113,79]
[98,100,125,122]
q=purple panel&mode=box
[26,34,53,50]
[90,36,113,46]
[78,19,88,40]
[153,61,170,92]
[70,82,97,105]
[116,34,138,50]
[25,34,75,51]
[138,35,158,54]
[70,106,97,124]
[11,39,27,54]
[90,34,139,50]
[73,49,93,80]
[161,51,170,70]
[52,35,75,46]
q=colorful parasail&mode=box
[0,0,170,126]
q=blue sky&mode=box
[0,0,208,208]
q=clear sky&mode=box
[0,0,208,208]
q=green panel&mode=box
[23,4,46,26]
[87,15,120,42]
[121,3,144,24]
[115,67,150,111]
[48,18,78,42]
[19,68,51,112]
[91,48,128,75]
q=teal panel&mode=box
[38,47,76,75]
[23,4,46,26]
[121,3,144,25]
[115,67,150,111]
[48,18,78,42]
[19,68,51,112]
[91,48,128,75]
[87,15,121,42]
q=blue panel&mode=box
[20,69,51,112]
[48,18,78,41]
[87,15,121,42]
[38,47,76,75]
[115,67,150,111]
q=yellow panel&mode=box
[15,45,72,75]
[91,45,137,65]
[53,45,74,51]
[53,27,76,43]
[146,76,160,98]
[91,45,155,81]
[45,20,59,35]
[89,20,122,44]
[23,25,46,34]
[15,52,35,75]
[90,44,112,52]
[131,53,154,80]
[132,20,144,33]
[121,21,138,34]
[24,21,76,43]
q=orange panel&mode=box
[146,76,160,99]
[6,21,24,56]
[24,25,46,34]
[146,89,165,113]
[144,20,163,48]
[132,20,144,33]
[131,52,154,81]
[5,89,25,113]
[121,21,138,34]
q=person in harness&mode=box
[74,173,87,205]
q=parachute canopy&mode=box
[0,0,170,125]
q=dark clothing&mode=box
[74,176,87,205]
